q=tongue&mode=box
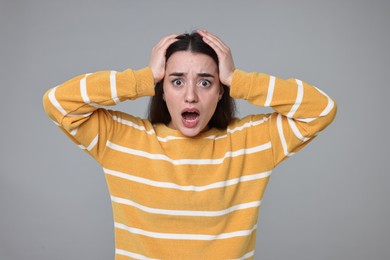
[183,112,198,121]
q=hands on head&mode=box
[149,34,178,85]
[197,30,235,87]
[149,30,235,87]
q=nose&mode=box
[185,84,198,103]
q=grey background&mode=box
[1,0,389,259]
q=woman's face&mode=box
[163,51,223,137]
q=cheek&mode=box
[163,92,180,114]
[205,96,220,115]
[162,86,172,103]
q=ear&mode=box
[162,93,166,101]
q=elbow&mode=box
[327,98,338,125]
[42,88,61,124]
[305,98,337,136]
[42,88,56,117]
[42,89,52,116]
[319,98,338,132]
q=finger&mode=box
[203,36,230,62]
[201,35,224,54]
[150,34,179,83]
[151,35,178,61]
[198,30,229,53]
[202,31,226,47]
[155,34,178,50]
[157,34,177,45]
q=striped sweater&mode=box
[43,67,336,259]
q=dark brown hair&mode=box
[148,32,236,129]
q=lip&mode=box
[181,108,200,114]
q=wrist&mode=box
[134,67,156,97]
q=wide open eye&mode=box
[199,79,211,88]
[172,79,183,87]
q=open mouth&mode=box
[181,109,200,128]
[182,111,199,121]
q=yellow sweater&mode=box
[43,67,336,259]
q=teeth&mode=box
[184,118,197,122]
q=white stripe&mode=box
[264,75,275,106]
[276,114,294,157]
[287,79,304,118]
[111,114,270,142]
[111,115,155,135]
[80,74,91,104]
[287,118,310,142]
[165,117,270,141]
[51,119,61,126]
[293,87,334,124]
[110,71,120,104]
[104,168,271,192]
[115,248,158,260]
[114,222,257,241]
[158,117,269,141]
[315,86,335,117]
[67,112,93,117]
[86,135,98,151]
[209,116,271,140]
[48,87,67,116]
[157,135,186,142]
[106,141,271,165]
[111,196,261,217]
[231,250,255,260]
[79,135,99,150]
[115,248,253,260]
[112,114,182,142]
[69,127,78,136]
[112,115,182,142]
[295,117,317,123]
[229,117,270,131]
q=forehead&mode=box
[165,51,218,74]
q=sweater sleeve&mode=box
[42,67,155,162]
[230,69,337,167]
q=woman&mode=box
[43,30,336,259]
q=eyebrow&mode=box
[168,72,215,78]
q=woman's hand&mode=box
[198,30,235,87]
[149,34,178,84]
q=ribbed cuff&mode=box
[229,69,253,100]
[134,67,155,97]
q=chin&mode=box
[169,117,209,137]
[178,122,210,137]
[179,127,203,137]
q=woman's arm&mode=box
[42,68,155,162]
[199,30,337,166]
[230,70,337,165]
[43,34,178,162]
